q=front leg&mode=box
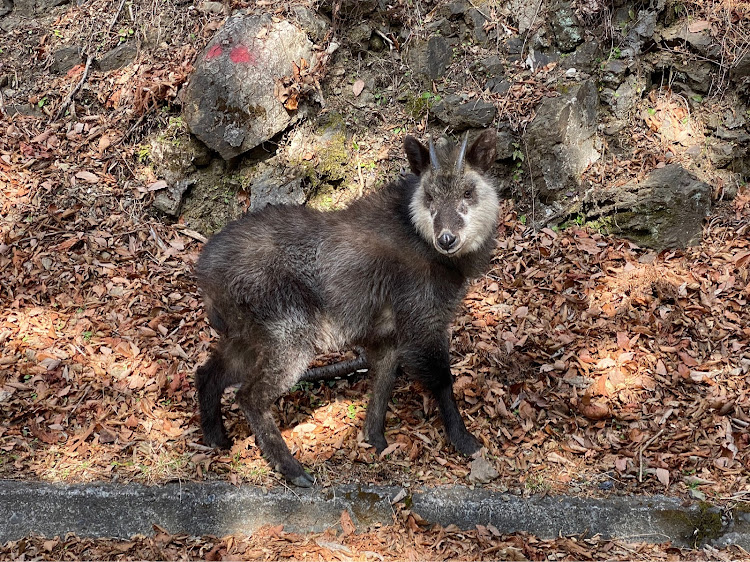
[431,378,480,455]
[403,344,481,456]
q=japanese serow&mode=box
[195,130,499,486]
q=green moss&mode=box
[288,114,355,207]
[404,91,439,119]
[656,503,723,548]
[317,135,349,180]
[306,183,341,211]
[136,144,151,163]
[584,210,667,246]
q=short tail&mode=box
[300,348,369,382]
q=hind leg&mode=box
[196,351,239,449]
[363,346,400,453]
[236,350,315,487]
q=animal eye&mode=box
[425,192,433,203]
[463,188,474,199]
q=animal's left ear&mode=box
[466,129,497,172]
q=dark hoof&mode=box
[278,458,315,487]
[289,471,315,488]
[205,432,233,450]
[365,432,388,455]
[452,432,481,456]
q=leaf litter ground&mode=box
[1,0,749,559]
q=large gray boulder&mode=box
[524,80,599,202]
[583,164,711,250]
[182,14,318,160]
[432,95,497,130]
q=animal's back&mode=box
[195,175,426,343]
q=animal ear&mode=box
[466,129,497,172]
[404,136,430,175]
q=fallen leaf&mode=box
[578,396,611,420]
[340,509,356,536]
[688,20,711,33]
[148,180,168,191]
[75,170,99,184]
[656,467,670,488]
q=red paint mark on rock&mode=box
[206,44,223,60]
[230,44,255,64]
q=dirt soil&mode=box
[1,0,749,559]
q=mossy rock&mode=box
[179,160,244,235]
[284,112,358,208]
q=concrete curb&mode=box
[1,480,748,550]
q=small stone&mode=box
[684,61,717,94]
[97,43,137,72]
[481,55,504,77]
[550,1,583,52]
[248,168,304,212]
[425,17,453,37]
[347,22,372,52]
[465,8,488,43]
[406,35,452,82]
[468,457,499,484]
[487,78,511,95]
[495,128,516,160]
[706,138,736,168]
[732,52,750,79]
[50,46,81,75]
[438,0,468,19]
[723,110,747,130]
[198,1,227,15]
[153,179,195,216]
[715,126,750,143]
[505,37,524,55]
[562,40,602,73]
[292,6,331,43]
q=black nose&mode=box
[437,232,457,251]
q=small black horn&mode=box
[455,132,469,175]
[428,136,440,171]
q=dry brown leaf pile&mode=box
[2,522,747,561]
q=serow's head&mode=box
[404,129,499,257]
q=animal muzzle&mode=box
[436,230,460,254]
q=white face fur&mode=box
[409,167,499,257]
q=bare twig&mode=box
[520,0,545,59]
[53,0,128,122]
[638,428,665,483]
[53,55,94,121]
